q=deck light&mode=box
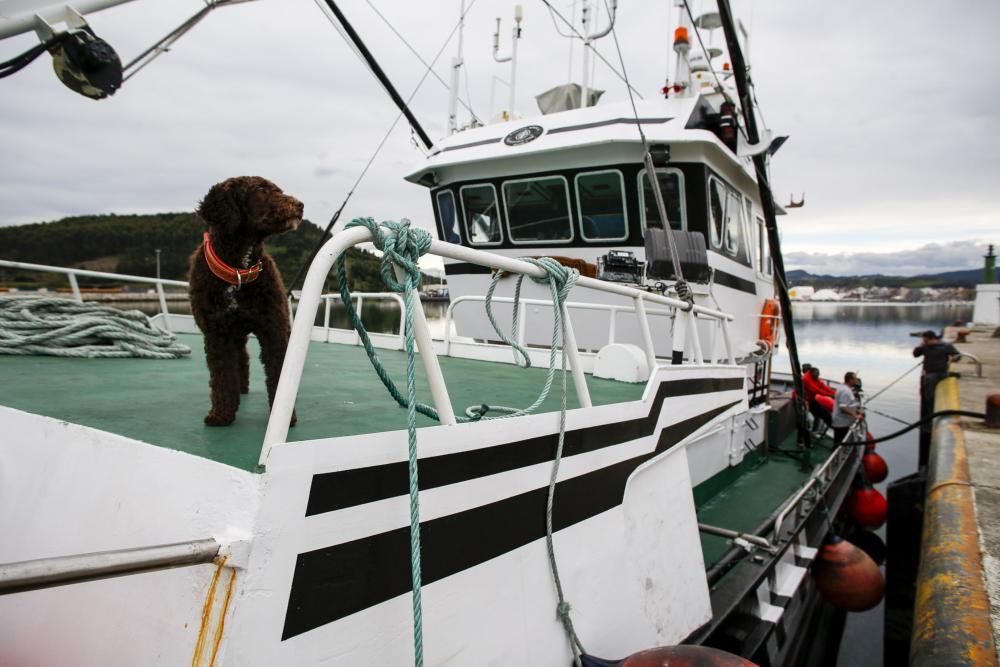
[673,26,689,52]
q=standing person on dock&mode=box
[913,330,959,416]
[832,372,864,444]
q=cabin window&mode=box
[459,184,502,245]
[757,216,772,276]
[639,169,686,232]
[576,170,628,241]
[502,176,573,244]
[708,178,725,248]
[435,190,460,243]
[707,176,752,266]
[725,189,746,258]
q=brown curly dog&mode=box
[188,176,302,427]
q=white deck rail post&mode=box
[262,227,373,463]
[561,302,592,408]
[687,311,704,364]
[721,319,735,364]
[633,296,657,374]
[672,309,689,364]
[155,282,171,331]
[323,297,332,343]
[67,273,82,303]
[393,265,457,425]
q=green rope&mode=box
[335,218,586,665]
[546,343,587,666]
[0,296,190,359]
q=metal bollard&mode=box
[987,391,1000,429]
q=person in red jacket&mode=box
[802,366,836,433]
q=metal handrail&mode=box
[0,259,187,329]
[0,538,219,596]
[259,228,739,466]
[443,294,676,363]
[771,443,853,539]
[956,352,984,378]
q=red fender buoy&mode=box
[849,481,888,529]
[812,534,885,612]
[862,451,889,484]
[622,645,758,666]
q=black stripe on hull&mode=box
[306,377,744,516]
[282,400,740,640]
[711,268,757,295]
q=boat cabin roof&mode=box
[406,97,752,188]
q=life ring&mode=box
[759,298,781,346]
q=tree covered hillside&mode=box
[0,213,431,292]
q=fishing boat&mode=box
[0,1,877,665]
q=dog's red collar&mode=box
[203,232,263,287]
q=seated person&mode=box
[802,366,836,432]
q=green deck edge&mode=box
[695,436,837,566]
[0,334,644,472]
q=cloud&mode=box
[785,240,991,276]
[0,0,998,269]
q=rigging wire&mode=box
[362,0,480,123]
[287,0,479,295]
[601,0,690,299]
[121,0,252,82]
[537,0,644,100]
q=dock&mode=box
[911,324,1000,666]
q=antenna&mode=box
[446,0,466,134]
[492,5,523,119]
[580,0,617,108]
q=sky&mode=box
[1,0,998,276]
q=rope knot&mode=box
[557,601,572,619]
[345,218,431,293]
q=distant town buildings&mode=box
[787,285,973,302]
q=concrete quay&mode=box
[911,325,1000,665]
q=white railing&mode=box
[260,228,736,465]
[318,292,406,347]
[444,295,735,369]
[0,259,188,330]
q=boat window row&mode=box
[434,168,686,248]
[432,164,772,278]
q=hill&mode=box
[0,213,433,292]
[785,268,995,289]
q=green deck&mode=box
[0,334,644,472]
[695,436,837,566]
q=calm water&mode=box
[144,297,970,663]
[775,302,973,667]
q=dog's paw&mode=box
[204,412,235,427]
[289,409,298,428]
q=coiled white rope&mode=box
[0,296,191,359]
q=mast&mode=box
[714,0,811,445]
[446,0,466,134]
[319,0,433,150]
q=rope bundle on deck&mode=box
[0,296,190,359]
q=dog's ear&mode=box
[197,180,243,235]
